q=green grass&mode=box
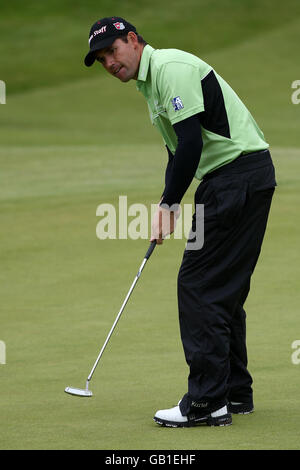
[0,144,299,450]
[1,0,300,94]
[0,0,300,450]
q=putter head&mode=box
[64,386,93,397]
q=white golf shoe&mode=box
[154,403,232,427]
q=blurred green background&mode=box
[0,0,299,450]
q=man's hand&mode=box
[150,204,180,245]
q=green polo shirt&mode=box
[136,45,269,180]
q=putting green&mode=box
[0,0,299,450]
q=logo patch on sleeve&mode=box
[171,96,184,111]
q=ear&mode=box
[127,31,139,46]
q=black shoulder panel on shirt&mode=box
[199,70,231,139]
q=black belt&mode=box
[202,149,271,181]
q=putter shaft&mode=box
[86,241,156,386]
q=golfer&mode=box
[84,17,276,427]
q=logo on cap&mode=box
[89,25,107,44]
[113,22,125,30]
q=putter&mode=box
[65,240,157,397]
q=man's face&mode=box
[95,33,142,82]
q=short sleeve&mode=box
[156,62,205,125]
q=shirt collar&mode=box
[136,44,155,86]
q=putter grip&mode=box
[145,240,157,259]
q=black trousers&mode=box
[178,150,276,416]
